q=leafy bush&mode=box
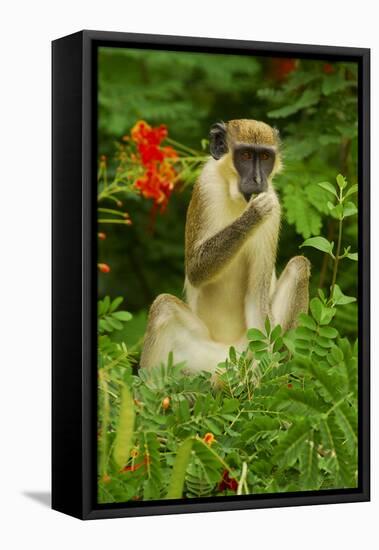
[98,54,358,340]
[97,175,358,503]
[96,49,359,503]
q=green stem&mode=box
[98,219,130,225]
[195,436,233,473]
[98,207,127,217]
[237,462,248,495]
[324,393,353,418]
[165,137,203,156]
[330,215,343,300]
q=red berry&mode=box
[98,263,111,273]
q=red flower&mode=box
[138,142,165,165]
[218,469,238,493]
[121,453,151,473]
[323,63,335,74]
[131,121,168,149]
[129,120,178,212]
[121,460,145,473]
[271,58,297,80]
[203,432,216,446]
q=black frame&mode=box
[52,30,370,520]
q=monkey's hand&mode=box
[248,192,276,221]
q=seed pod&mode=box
[113,384,135,469]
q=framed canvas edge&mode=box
[52,30,370,521]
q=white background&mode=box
[0,1,376,548]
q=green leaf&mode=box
[273,337,284,353]
[99,319,113,332]
[295,326,314,341]
[346,252,358,261]
[247,328,266,341]
[319,418,356,487]
[106,317,123,330]
[332,284,356,305]
[300,237,334,256]
[298,313,317,331]
[102,296,111,314]
[319,307,336,325]
[336,174,347,190]
[317,181,338,197]
[221,398,240,413]
[283,185,322,238]
[329,203,343,220]
[344,184,358,199]
[112,310,132,321]
[310,298,323,323]
[192,439,224,485]
[229,346,237,363]
[270,324,282,343]
[265,317,271,335]
[322,73,350,96]
[274,419,311,468]
[109,296,124,312]
[330,346,344,363]
[343,201,358,218]
[335,402,358,454]
[268,89,320,118]
[300,430,320,490]
[249,341,267,353]
[319,326,338,339]
[316,335,334,349]
[276,388,326,414]
[308,362,339,402]
[201,138,209,150]
[178,398,191,422]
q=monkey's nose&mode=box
[242,191,253,202]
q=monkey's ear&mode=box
[209,121,228,160]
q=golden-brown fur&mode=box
[226,119,279,146]
[140,119,310,374]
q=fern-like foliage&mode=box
[97,297,358,503]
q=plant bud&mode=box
[162,396,170,410]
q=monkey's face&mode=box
[233,144,276,201]
[209,119,280,203]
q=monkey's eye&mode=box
[260,151,270,161]
[240,150,253,161]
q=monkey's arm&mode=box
[186,194,274,287]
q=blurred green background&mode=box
[97,47,358,349]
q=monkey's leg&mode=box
[140,293,230,373]
[271,256,311,332]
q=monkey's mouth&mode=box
[242,191,258,202]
